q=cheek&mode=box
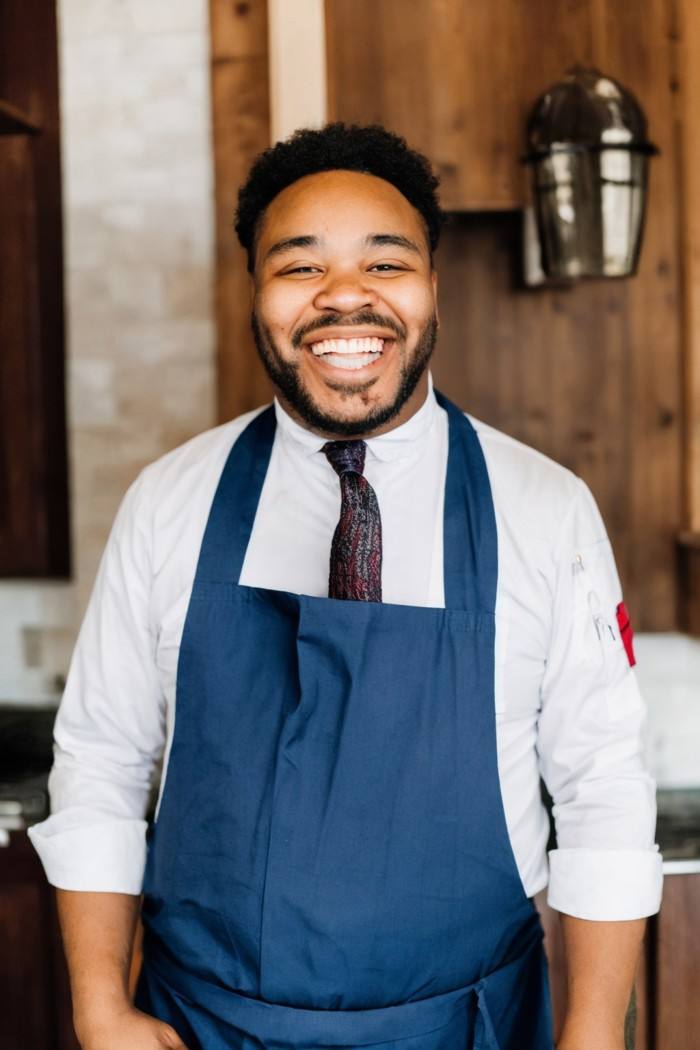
[256,284,308,332]
[392,284,436,331]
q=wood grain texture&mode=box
[0,832,80,1050]
[210,0,274,422]
[678,535,700,634]
[676,0,700,537]
[326,0,683,629]
[0,0,69,577]
[325,0,596,210]
[655,874,700,1047]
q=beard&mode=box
[250,310,438,437]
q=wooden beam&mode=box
[209,0,272,423]
[676,0,700,533]
[268,0,326,142]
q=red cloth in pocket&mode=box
[616,602,636,667]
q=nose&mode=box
[312,269,378,314]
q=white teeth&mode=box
[321,352,382,370]
[309,336,385,356]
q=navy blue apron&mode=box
[135,392,553,1049]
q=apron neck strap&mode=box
[435,390,498,614]
[193,405,276,584]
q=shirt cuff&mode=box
[547,847,663,920]
[27,816,148,894]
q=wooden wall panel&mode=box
[676,0,700,633]
[0,0,69,576]
[325,0,597,211]
[677,0,700,534]
[327,0,683,629]
[210,0,273,423]
[655,875,700,1047]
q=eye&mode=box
[283,266,321,274]
[369,264,404,272]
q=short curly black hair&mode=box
[234,121,447,274]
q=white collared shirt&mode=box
[29,375,663,920]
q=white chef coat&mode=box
[29,374,663,921]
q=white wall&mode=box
[636,634,700,788]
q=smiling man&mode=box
[29,123,662,1050]
[249,166,439,438]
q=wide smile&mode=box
[303,335,396,374]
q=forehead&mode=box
[257,169,426,247]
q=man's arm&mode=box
[537,479,662,1044]
[25,473,173,1042]
[557,916,645,1049]
[56,889,188,1049]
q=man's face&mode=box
[250,169,439,438]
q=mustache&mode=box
[292,311,405,349]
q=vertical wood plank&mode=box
[676,0,700,534]
[655,874,700,1047]
[0,0,69,577]
[210,0,273,422]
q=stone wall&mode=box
[0,0,215,702]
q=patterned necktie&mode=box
[322,440,382,602]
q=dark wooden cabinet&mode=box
[0,0,69,577]
[654,874,700,1047]
[0,832,79,1050]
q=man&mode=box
[30,122,662,1050]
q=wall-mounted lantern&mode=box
[524,66,658,280]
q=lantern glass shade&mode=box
[525,68,657,279]
[531,148,649,278]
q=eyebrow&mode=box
[262,232,422,264]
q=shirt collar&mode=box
[273,372,438,463]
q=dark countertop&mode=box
[656,789,700,873]
[2,705,700,872]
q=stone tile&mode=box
[127,0,207,36]
[115,318,215,365]
[66,201,213,275]
[69,358,118,425]
[59,0,205,40]
[59,0,136,39]
[68,264,166,324]
[163,265,212,318]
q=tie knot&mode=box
[322,440,366,477]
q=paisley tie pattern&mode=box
[322,440,382,602]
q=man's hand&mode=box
[76,1004,190,1050]
[54,891,187,1049]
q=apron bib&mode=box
[136,392,554,1049]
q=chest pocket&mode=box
[571,539,642,721]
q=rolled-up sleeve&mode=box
[539,478,663,920]
[28,472,165,893]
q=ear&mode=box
[431,269,440,328]
[247,272,256,305]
